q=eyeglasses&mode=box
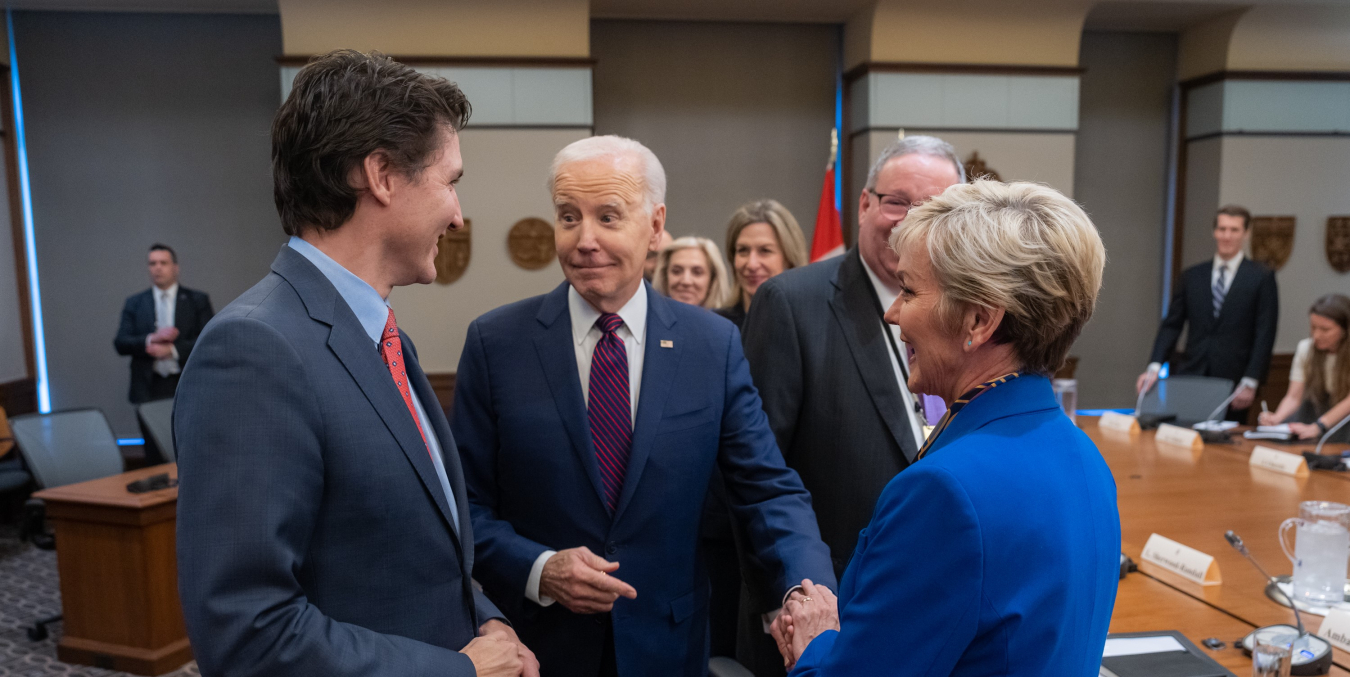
[868,189,913,220]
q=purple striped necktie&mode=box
[588,313,633,513]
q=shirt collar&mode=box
[568,282,648,347]
[861,254,899,309]
[155,283,179,300]
[287,236,390,344]
[1214,250,1244,274]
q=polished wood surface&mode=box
[33,463,190,675]
[1094,418,1350,674]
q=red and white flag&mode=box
[810,129,844,262]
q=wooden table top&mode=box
[1092,418,1350,674]
[33,463,178,509]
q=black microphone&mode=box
[1225,530,1334,674]
[1314,414,1350,458]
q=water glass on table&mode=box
[1052,379,1077,425]
[1252,633,1295,677]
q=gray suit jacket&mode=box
[175,246,501,677]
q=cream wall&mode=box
[388,128,581,373]
[278,0,588,57]
[853,0,1091,68]
[1227,5,1350,73]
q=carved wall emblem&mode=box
[508,218,555,270]
[434,218,471,285]
[964,151,1002,181]
[1250,216,1295,271]
[1329,216,1350,274]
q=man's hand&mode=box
[1231,385,1255,411]
[479,620,539,677]
[146,341,174,359]
[460,636,522,677]
[783,580,839,664]
[539,546,637,614]
[153,326,179,342]
[770,609,796,671]
[1135,371,1157,396]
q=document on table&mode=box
[1100,635,1231,677]
[1245,424,1293,441]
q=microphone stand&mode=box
[1314,413,1350,458]
[1193,386,1242,442]
[1226,531,1333,675]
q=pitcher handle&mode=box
[1280,517,1303,566]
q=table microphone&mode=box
[1314,413,1350,458]
[1193,387,1242,442]
[1225,530,1334,675]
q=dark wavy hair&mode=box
[1306,294,1350,410]
[271,50,472,236]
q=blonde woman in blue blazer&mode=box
[772,181,1120,677]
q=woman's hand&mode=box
[1257,411,1279,427]
[783,579,840,666]
[1289,422,1322,440]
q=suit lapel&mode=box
[828,250,919,464]
[405,349,471,559]
[613,285,679,524]
[174,289,190,331]
[533,283,609,513]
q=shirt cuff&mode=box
[170,345,180,361]
[1146,362,1162,376]
[526,550,557,607]
[1240,377,1259,392]
[781,584,804,608]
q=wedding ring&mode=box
[801,596,812,602]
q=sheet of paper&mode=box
[1102,635,1187,658]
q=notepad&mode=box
[1245,424,1294,441]
[1101,634,1234,677]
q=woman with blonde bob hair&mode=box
[652,236,732,310]
[772,181,1120,677]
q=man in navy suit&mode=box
[453,136,835,677]
[113,243,214,404]
[175,51,535,677]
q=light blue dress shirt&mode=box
[287,236,460,533]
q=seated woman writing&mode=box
[771,180,1120,677]
[1258,294,1350,442]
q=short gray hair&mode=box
[549,135,667,210]
[865,135,965,190]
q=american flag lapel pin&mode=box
[660,340,674,348]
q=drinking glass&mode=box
[1052,379,1078,425]
[1252,633,1294,677]
[1280,501,1350,604]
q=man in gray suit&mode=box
[736,136,964,675]
[174,51,536,677]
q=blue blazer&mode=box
[453,282,835,677]
[791,375,1120,677]
[175,247,501,677]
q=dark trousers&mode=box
[600,615,618,677]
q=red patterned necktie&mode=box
[588,313,632,513]
[380,308,430,455]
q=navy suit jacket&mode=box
[1149,258,1278,385]
[453,282,835,677]
[175,247,501,677]
[113,285,214,403]
[790,375,1120,677]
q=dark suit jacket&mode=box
[113,285,214,403]
[1149,257,1279,385]
[452,282,835,677]
[741,248,920,580]
[790,376,1120,676]
[174,247,500,677]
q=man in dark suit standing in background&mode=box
[452,135,834,677]
[1137,205,1279,419]
[737,135,963,676]
[113,243,213,404]
[174,50,534,677]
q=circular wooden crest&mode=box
[434,218,471,285]
[508,218,555,270]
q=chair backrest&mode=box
[1139,375,1236,426]
[0,405,14,460]
[10,409,124,489]
[136,399,177,463]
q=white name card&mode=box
[1141,533,1221,586]
[1099,411,1140,434]
[1156,423,1203,450]
[1249,445,1310,477]
[1318,608,1350,651]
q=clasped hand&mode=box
[770,579,839,672]
[540,546,638,614]
[461,619,539,677]
[146,327,178,359]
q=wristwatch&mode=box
[1317,419,1330,435]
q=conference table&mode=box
[1092,417,1350,675]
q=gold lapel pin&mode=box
[660,340,674,348]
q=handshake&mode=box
[770,579,840,672]
[145,326,179,359]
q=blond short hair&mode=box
[653,237,732,310]
[889,181,1105,376]
[723,199,808,309]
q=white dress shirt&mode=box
[860,258,927,451]
[525,283,649,606]
[150,283,181,377]
[1147,250,1258,392]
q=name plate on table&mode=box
[1099,411,1140,434]
[1156,423,1203,450]
[1249,445,1310,477]
[1141,533,1221,585]
[1317,608,1350,651]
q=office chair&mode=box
[136,399,177,463]
[0,405,35,519]
[10,408,126,641]
[1138,375,1237,427]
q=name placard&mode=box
[1249,445,1310,477]
[1156,423,1203,450]
[1099,411,1141,434]
[1318,608,1350,651]
[1141,533,1221,586]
